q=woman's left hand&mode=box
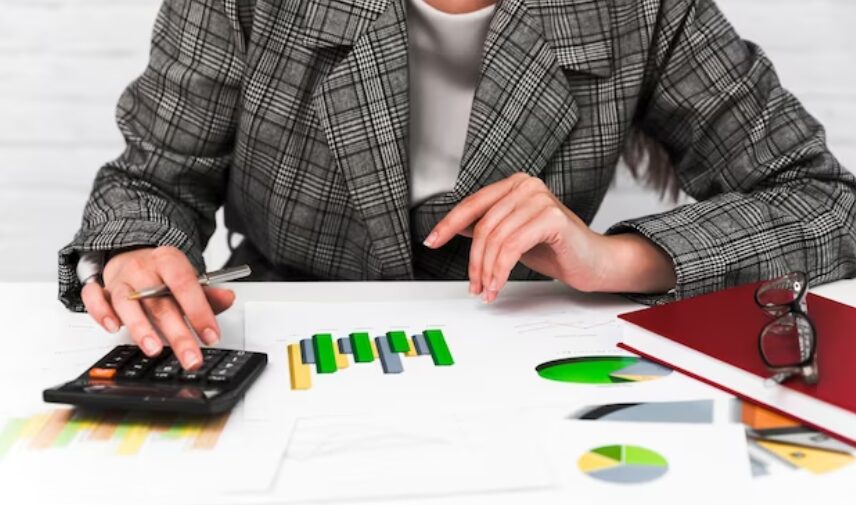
[423,173,677,302]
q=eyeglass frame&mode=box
[753,272,819,385]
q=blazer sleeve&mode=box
[609,0,856,302]
[57,0,246,311]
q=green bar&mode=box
[423,329,454,366]
[161,419,186,439]
[53,417,83,448]
[350,332,374,363]
[386,331,410,353]
[0,419,26,458]
[313,333,338,373]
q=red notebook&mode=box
[618,282,856,447]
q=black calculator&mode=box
[43,345,267,415]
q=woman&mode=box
[60,0,856,370]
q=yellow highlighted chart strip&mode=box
[192,414,230,450]
[370,339,379,359]
[288,343,312,390]
[20,412,50,440]
[30,409,73,449]
[117,422,150,456]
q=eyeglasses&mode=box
[754,272,819,385]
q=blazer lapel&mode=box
[451,0,613,200]
[307,0,414,278]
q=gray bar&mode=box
[375,336,404,374]
[413,334,430,356]
[300,339,315,364]
[338,337,353,354]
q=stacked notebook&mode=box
[618,282,856,446]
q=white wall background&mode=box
[0,0,854,282]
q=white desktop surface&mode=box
[1,279,855,504]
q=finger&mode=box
[204,287,236,315]
[140,295,203,371]
[468,180,552,295]
[110,282,164,357]
[487,209,561,303]
[425,173,530,248]
[81,282,121,333]
[480,196,554,297]
[153,247,220,345]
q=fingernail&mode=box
[423,232,438,248]
[183,350,202,370]
[103,317,119,333]
[203,328,220,345]
[141,335,161,356]
[488,280,498,292]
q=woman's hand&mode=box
[423,173,677,302]
[80,246,236,370]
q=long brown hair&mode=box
[623,128,681,202]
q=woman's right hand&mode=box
[80,246,236,370]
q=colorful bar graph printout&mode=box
[288,343,312,390]
[423,329,454,366]
[376,336,404,374]
[0,410,231,458]
[386,331,410,353]
[287,329,455,390]
[350,332,375,363]
[312,333,338,374]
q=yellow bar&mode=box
[20,413,50,440]
[30,410,73,449]
[333,342,350,369]
[756,440,855,475]
[405,336,418,357]
[288,344,312,390]
[369,339,379,359]
[117,422,150,456]
[191,414,230,450]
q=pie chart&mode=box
[578,445,669,484]
[535,356,671,384]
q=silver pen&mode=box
[127,265,252,300]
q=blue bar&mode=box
[413,334,430,356]
[375,336,404,374]
[300,339,316,364]
[338,337,353,354]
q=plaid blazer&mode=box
[59,0,856,311]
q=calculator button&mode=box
[89,368,117,380]
[96,347,140,370]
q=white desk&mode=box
[1,279,854,504]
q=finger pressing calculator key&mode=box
[43,345,267,415]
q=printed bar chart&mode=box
[312,334,338,373]
[287,329,455,390]
[349,332,375,363]
[0,410,231,458]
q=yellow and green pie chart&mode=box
[536,356,671,384]
[579,445,669,484]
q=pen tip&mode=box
[127,293,141,301]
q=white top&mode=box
[406,0,495,206]
[76,0,496,283]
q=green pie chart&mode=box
[535,356,672,384]
[579,445,669,484]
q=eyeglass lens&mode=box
[759,313,814,368]
[755,272,807,315]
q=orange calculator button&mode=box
[88,368,117,380]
